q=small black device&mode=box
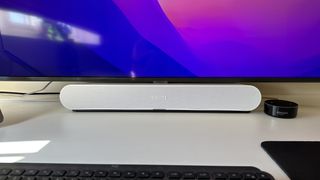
[264,100,298,118]
[262,141,320,180]
[0,163,275,180]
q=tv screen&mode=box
[0,0,320,81]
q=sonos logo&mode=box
[151,95,168,101]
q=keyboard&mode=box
[0,163,274,180]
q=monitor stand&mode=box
[59,84,262,112]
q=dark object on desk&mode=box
[262,141,320,180]
[264,100,298,118]
[0,109,3,123]
[0,163,275,180]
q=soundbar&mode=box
[60,84,261,112]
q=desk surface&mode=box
[0,96,320,180]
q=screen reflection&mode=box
[0,9,100,45]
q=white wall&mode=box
[0,81,68,92]
[0,82,319,107]
[253,83,320,107]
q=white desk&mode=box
[0,96,320,180]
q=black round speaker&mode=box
[264,100,298,119]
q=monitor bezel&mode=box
[0,76,319,83]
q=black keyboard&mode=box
[0,163,274,180]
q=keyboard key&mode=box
[0,169,11,176]
[123,171,135,178]
[80,171,94,177]
[37,177,50,180]
[65,178,78,180]
[51,177,64,180]
[11,169,25,176]
[81,178,94,180]
[52,170,67,177]
[228,172,242,180]
[243,173,256,180]
[109,171,121,178]
[22,177,36,180]
[197,172,210,179]
[168,172,181,179]
[183,172,195,179]
[66,171,80,177]
[94,171,107,177]
[137,171,150,178]
[213,172,227,180]
[38,170,52,176]
[7,177,22,180]
[24,170,39,176]
[151,171,164,178]
[256,172,272,180]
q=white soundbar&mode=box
[60,84,261,112]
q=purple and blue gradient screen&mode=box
[0,0,320,78]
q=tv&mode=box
[0,0,319,82]
[0,0,319,112]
